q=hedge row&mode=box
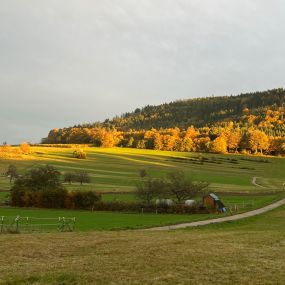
[92,201,208,214]
[11,189,208,214]
[11,188,101,209]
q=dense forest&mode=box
[42,88,285,155]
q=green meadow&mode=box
[0,146,284,232]
[0,192,281,231]
[0,146,285,194]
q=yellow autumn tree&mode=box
[227,129,242,152]
[211,136,227,154]
[248,130,269,154]
[20,142,31,154]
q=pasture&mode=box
[0,146,284,196]
[0,146,284,225]
[0,191,281,232]
[0,146,285,284]
[0,204,284,284]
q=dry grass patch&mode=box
[0,227,284,285]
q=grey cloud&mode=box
[1,0,285,143]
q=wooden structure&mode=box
[203,193,226,213]
[0,216,76,233]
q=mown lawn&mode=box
[0,207,216,231]
[0,205,284,284]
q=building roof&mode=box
[209,193,220,201]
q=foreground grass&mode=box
[0,205,285,285]
[0,207,216,231]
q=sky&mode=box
[1,0,285,144]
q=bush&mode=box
[71,191,101,209]
[11,187,101,210]
[20,142,31,154]
[10,165,99,210]
[11,165,63,192]
[41,188,68,208]
[64,172,77,184]
[73,149,87,159]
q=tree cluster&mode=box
[42,122,285,156]
[10,165,99,209]
[64,171,91,185]
[0,142,31,158]
[136,170,209,204]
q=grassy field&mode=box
[0,146,284,230]
[0,194,282,231]
[0,206,215,231]
[0,205,284,284]
[0,146,285,195]
[0,146,285,284]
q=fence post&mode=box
[62,217,66,232]
[15,216,20,232]
[58,217,62,231]
[1,216,3,233]
[73,217,76,231]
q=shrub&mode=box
[74,171,91,185]
[6,164,18,183]
[73,149,87,159]
[11,165,63,192]
[64,172,77,184]
[40,188,68,208]
[20,142,31,154]
[71,191,101,209]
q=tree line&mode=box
[42,88,285,155]
[42,115,285,155]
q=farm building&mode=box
[203,193,226,213]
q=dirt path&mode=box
[146,198,285,231]
[252,176,266,188]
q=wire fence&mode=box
[0,216,76,233]
[226,200,255,214]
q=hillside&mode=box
[42,88,285,155]
[80,88,285,130]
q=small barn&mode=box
[203,193,226,213]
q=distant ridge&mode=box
[73,88,285,130]
[43,88,285,156]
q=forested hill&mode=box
[43,88,285,156]
[77,88,285,131]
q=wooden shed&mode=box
[203,193,226,213]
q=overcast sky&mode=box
[1,0,285,144]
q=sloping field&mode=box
[0,146,284,195]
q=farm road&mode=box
[146,198,285,231]
[252,176,266,188]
